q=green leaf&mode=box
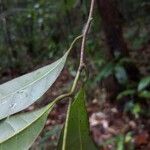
[116,135,125,150]
[117,89,136,100]
[115,65,128,84]
[138,90,150,99]
[95,62,114,82]
[0,51,69,120]
[132,103,141,118]
[138,76,150,91]
[58,89,98,150]
[39,125,62,145]
[118,57,133,65]
[0,102,54,150]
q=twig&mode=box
[70,0,95,93]
[67,35,83,53]
[51,0,95,104]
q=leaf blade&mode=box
[117,89,136,100]
[58,90,98,150]
[0,103,54,150]
[0,51,69,120]
[138,76,150,91]
[138,90,150,99]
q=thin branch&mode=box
[51,0,95,104]
[68,35,83,53]
[70,0,95,93]
[80,0,95,66]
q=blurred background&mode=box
[0,0,150,149]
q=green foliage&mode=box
[132,103,141,118]
[138,90,150,99]
[115,65,128,85]
[0,0,85,75]
[0,1,97,149]
[95,62,114,83]
[121,0,150,50]
[124,25,150,50]
[0,51,68,120]
[97,57,150,118]
[117,89,136,100]
[116,135,125,150]
[138,76,150,91]
[117,75,150,117]
[137,76,150,99]
[95,58,129,85]
[0,49,69,149]
[39,125,62,149]
[124,101,142,118]
[124,100,142,118]
[121,75,150,100]
[58,90,98,150]
[0,0,149,149]
[93,44,150,117]
[119,0,150,25]
[0,35,97,149]
[101,133,134,150]
[0,104,54,150]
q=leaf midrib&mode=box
[77,108,83,150]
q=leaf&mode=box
[0,102,54,150]
[58,89,98,150]
[132,103,141,118]
[118,57,133,65]
[115,65,128,85]
[138,76,150,91]
[116,135,125,150]
[117,89,136,100]
[0,51,69,120]
[39,125,62,145]
[95,62,114,82]
[124,101,134,113]
[138,90,150,99]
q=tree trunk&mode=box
[96,0,140,100]
[97,0,128,59]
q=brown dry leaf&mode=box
[134,131,149,146]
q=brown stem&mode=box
[70,0,95,93]
[52,0,95,104]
